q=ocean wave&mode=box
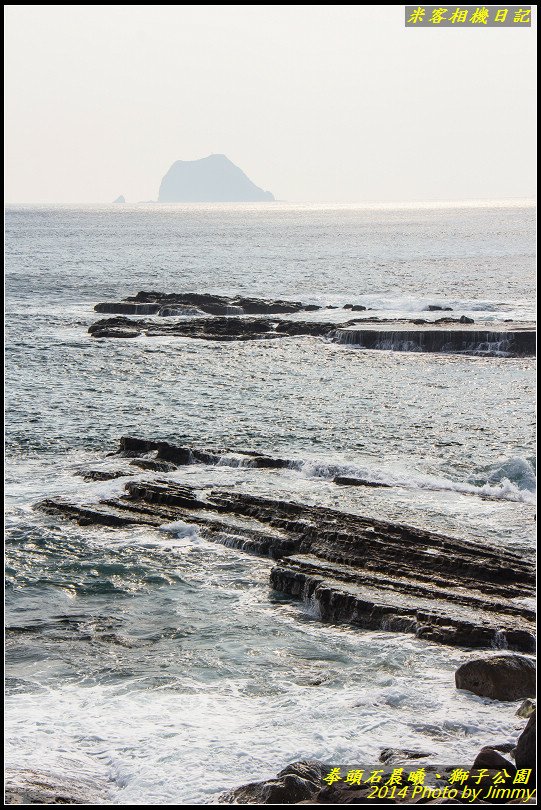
[295,456,536,504]
[337,295,522,317]
[159,520,202,543]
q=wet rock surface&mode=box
[455,655,536,701]
[38,438,536,653]
[4,768,111,804]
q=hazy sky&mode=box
[4,5,537,203]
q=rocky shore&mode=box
[88,292,536,356]
[218,710,536,804]
[34,436,537,803]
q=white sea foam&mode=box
[295,456,536,504]
[4,630,526,804]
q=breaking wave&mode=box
[295,456,536,504]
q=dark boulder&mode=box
[515,711,536,773]
[472,746,516,775]
[218,760,324,804]
[455,655,536,701]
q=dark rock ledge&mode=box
[94,290,323,316]
[38,438,536,653]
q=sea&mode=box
[4,201,536,804]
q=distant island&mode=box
[158,154,274,202]
[113,195,126,203]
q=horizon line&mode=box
[4,196,537,209]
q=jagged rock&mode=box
[4,768,111,804]
[158,154,274,202]
[218,760,324,804]
[516,698,536,718]
[88,294,535,356]
[427,305,453,311]
[514,712,535,772]
[89,315,335,342]
[88,315,536,357]
[455,655,536,701]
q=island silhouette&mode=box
[158,154,274,202]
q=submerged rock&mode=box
[379,748,432,764]
[78,469,130,482]
[455,655,536,701]
[92,327,139,339]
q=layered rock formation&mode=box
[39,437,536,653]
